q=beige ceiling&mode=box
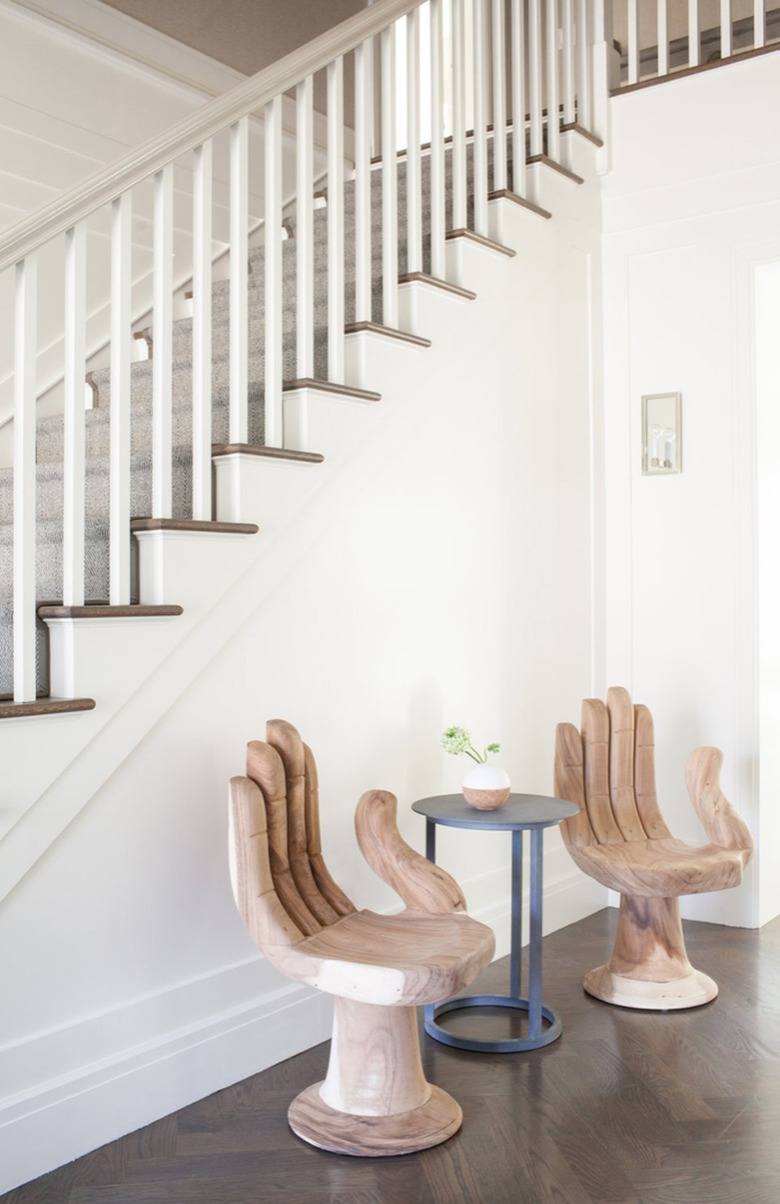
[97,1,766,72]
[97,0,366,76]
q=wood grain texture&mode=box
[266,908,494,1007]
[266,721,341,927]
[554,687,754,1010]
[302,742,355,917]
[319,997,430,1115]
[355,789,467,915]
[288,1082,462,1157]
[229,720,494,1155]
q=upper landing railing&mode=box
[0,0,611,705]
[614,0,780,90]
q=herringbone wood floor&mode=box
[5,908,779,1204]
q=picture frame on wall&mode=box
[641,392,682,474]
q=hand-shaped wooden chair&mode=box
[554,687,753,1010]
[229,719,495,1156]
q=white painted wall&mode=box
[0,167,605,1190]
[601,49,780,929]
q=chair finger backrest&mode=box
[229,774,306,950]
[243,721,356,940]
[555,687,672,848]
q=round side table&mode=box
[411,793,578,1054]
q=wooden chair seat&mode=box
[571,837,749,898]
[268,907,495,1007]
[555,687,754,1010]
[229,720,495,1156]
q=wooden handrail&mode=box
[0,0,426,274]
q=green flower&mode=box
[441,727,500,764]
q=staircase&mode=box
[0,0,609,894]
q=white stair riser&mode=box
[134,531,260,609]
[282,388,383,461]
[46,616,185,701]
[213,455,327,529]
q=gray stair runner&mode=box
[0,140,506,696]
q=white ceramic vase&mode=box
[462,763,511,810]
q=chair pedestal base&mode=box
[585,895,719,1010]
[288,1082,462,1156]
[288,996,462,1156]
[583,965,718,1011]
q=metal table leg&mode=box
[422,821,563,1053]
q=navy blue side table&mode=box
[411,793,579,1054]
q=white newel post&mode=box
[327,56,346,383]
[63,223,86,607]
[406,7,423,277]
[229,116,249,446]
[110,193,132,606]
[152,163,174,518]
[192,139,213,520]
[381,24,399,328]
[429,0,446,278]
[264,97,283,446]
[590,0,614,170]
[296,76,315,380]
[13,256,37,702]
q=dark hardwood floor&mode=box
[5,908,779,1204]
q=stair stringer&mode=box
[0,144,603,905]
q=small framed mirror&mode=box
[642,392,681,475]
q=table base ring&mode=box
[424,994,563,1053]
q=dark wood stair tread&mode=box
[211,444,325,463]
[398,272,477,300]
[445,229,516,257]
[37,604,184,619]
[130,519,259,535]
[344,322,432,347]
[526,154,585,184]
[282,378,382,402]
[487,190,552,220]
[0,696,96,719]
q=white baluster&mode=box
[576,0,591,129]
[265,95,283,446]
[473,0,489,235]
[153,163,173,518]
[110,193,132,606]
[658,0,669,76]
[63,223,86,607]
[327,56,346,383]
[492,0,508,193]
[561,0,575,127]
[13,255,37,701]
[452,0,467,229]
[429,0,446,278]
[529,0,543,158]
[381,24,399,328]
[406,7,423,276]
[754,0,765,48]
[354,39,373,323]
[229,116,249,445]
[192,140,213,520]
[511,0,527,196]
[720,1,732,58]
[296,75,314,379]
[689,0,700,67]
[546,0,561,161]
[627,0,639,84]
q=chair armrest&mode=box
[355,790,467,915]
[685,747,754,853]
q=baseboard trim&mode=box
[0,862,605,1193]
[0,966,332,1194]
